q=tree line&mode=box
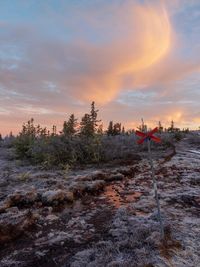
[0,101,189,168]
[0,101,188,141]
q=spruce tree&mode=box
[97,124,103,135]
[90,101,100,134]
[171,120,174,131]
[158,121,163,133]
[113,122,121,135]
[52,125,57,136]
[107,121,113,136]
[62,114,77,137]
[40,127,48,137]
[168,120,174,132]
[80,102,101,137]
[80,113,93,137]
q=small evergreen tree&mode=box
[113,123,121,135]
[107,121,122,135]
[62,121,67,135]
[0,133,2,142]
[90,101,101,134]
[171,120,174,131]
[137,118,147,132]
[97,124,103,135]
[20,118,37,138]
[62,114,77,137]
[52,125,57,136]
[80,102,101,137]
[80,113,94,137]
[107,121,113,136]
[168,120,174,132]
[158,121,163,133]
[15,118,39,158]
[40,127,48,138]
[183,128,189,133]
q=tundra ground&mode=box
[0,135,199,267]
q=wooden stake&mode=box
[147,138,164,239]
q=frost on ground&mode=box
[0,134,200,267]
[70,209,177,267]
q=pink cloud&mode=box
[0,0,200,135]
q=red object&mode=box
[135,127,161,144]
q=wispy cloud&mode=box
[0,0,200,135]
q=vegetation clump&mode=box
[0,102,187,168]
[13,102,105,168]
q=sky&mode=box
[0,0,200,135]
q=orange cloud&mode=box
[1,0,200,135]
[117,5,171,74]
[68,1,172,104]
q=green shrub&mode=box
[14,135,35,159]
[173,132,183,142]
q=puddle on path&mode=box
[124,192,142,202]
[103,183,142,208]
[104,184,122,208]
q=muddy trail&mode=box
[0,136,200,267]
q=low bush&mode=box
[13,126,182,169]
[10,103,188,168]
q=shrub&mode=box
[29,136,77,167]
[14,135,35,159]
[173,131,183,142]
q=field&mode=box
[0,132,199,267]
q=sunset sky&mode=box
[1,0,200,135]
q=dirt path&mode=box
[158,138,200,266]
